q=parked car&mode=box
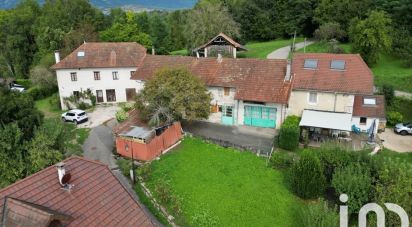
[394,122,412,136]
[9,83,25,92]
[61,109,88,125]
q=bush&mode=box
[290,150,326,199]
[297,199,339,227]
[332,163,372,214]
[119,102,134,112]
[27,86,57,101]
[380,84,395,106]
[269,151,296,170]
[387,111,403,126]
[117,158,132,178]
[137,164,152,182]
[78,102,91,110]
[278,116,300,151]
[314,22,346,41]
[48,93,61,110]
[116,109,129,122]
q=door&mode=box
[126,88,136,101]
[244,106,276,128]
[106,89,116,102]
[96,90,104,103]
[221,105,234,125]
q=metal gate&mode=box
[244,106,276,128]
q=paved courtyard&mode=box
[379,130,412,153]
[182,121,277,154]
[78,104,120,128]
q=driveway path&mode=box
[182,121,277,154]
[395,90,412,100]
[379,130,412,153]
[82,119,118,169]
[267,40,315,59]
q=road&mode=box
[267,40,315,59]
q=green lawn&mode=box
[238,38,304,59]
[35,93,62,118]
[144,137,304,227]
[296,41,412,93]
[170,49,189,56]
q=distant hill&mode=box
[0,0,197,10]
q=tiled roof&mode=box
[196,33,247,51]
[291,53,374,94]
[353,95,386,118]
[0,157,155,227]
[132,55,291,104]
[51,42,147,69]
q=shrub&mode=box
[78,102,91,110]
[387,111,403,126]
[117,158,132,177]
[48,93,61,110]
[116,109,129,122]
[332,163,372,214]
[270,151,296,170]
[297,199,339,227]
[374,159,412,226]
[381,84,395,106]
[290,150,326,199]
[278,116,300,151]
[314,22,346,41]
[137,164,152,182]
[119,102,134,112]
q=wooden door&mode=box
[96,90,104,103]
[126,88,136,101]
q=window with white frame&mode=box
[112,71,119,80]
[308,92,318,104]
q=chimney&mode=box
[217,54,223,63]
[56,162,66,186]
[152,46,155,55]
[54,51,60,63]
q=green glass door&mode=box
[244,106,276,128]
[221,105,234,125]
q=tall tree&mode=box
[135,68,211,125]
[149,12,171,54]
[184,2,240,50]
[349,10,392,65]
[100,12,152,48]
[167,10,187,51]
[0,0,40,78]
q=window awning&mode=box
[299,110,352,131]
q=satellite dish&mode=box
[61,173,71,185]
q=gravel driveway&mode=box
[379,130,412,153]
[267,41,315,59]
[78,105,120,129]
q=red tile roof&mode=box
[51,42,147,69]
[291,53,374,94]
[0,157,155,227]
[132,55,291,104]
[353,95,386,118]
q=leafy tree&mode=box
[135,68,211,126]
[314,0,373,32]
[332,163,372,214]
[100,12,152,48]
[29,66,57,89]
[380,84,395,106]
[167,10,187,51]
[184,2,240,50]
[61,23,99,57]
[149,12,171,54]
[0,90,43,139]
[25,119,65,174]
[290,150,326,199]
[314,22,346,41]
[0,0,40,78]
[0,123,25,188]
[136,11,150,34]
[349,10,392,65]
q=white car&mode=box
[61,109,88,125]
[10,83,25,92]
[394,122,412,136]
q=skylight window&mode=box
[77,51,85,57]
[303,59,318,69]
[363,98,376,105]
[330,60,345,70]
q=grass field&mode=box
[170,49,189,56]
[144,137,304,227]
[296,41,412,93]
[35,93,62,118]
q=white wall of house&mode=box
[352,116,380,134]
[288,90,354,116]
[209,86,236,106]
[56,67,142,109]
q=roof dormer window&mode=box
[330,60,345,70]
[363,97,376,105]
[77,51,85,57]
[303,59,318,69]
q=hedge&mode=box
[278,115,300,151]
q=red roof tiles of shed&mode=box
[132,55,291,104]
[353,95,386,118]
[51,42,147,69]
[0,157,155,227]
[291,53,374,95]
